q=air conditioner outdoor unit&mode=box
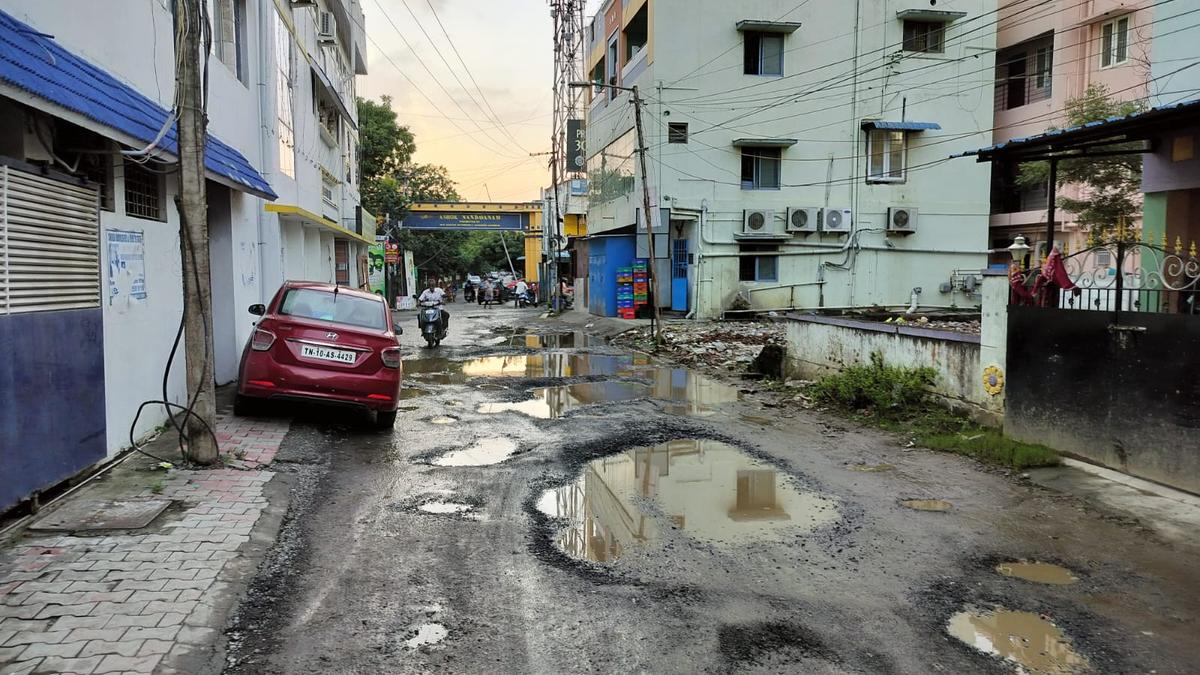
[740,209,779,237]
[785,207,819,234]
[290,0,317,6]
[887,206,917,234]
[318,11,337,43]
[820,207,852,233]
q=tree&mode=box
[1017,84,1145,239]
[358,96,415,184]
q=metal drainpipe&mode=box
[255,0,271,303]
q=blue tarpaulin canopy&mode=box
[0,9,275,200]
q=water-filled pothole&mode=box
[947,606,1087,675]
[478,382,650,418]
[848,463,895,472]
[428,416,456,425]
[900,498,952,512]
[996,561,1079,585]
[418,501,474,515]
[432,438,519,467]
[399,387,430,400]
[537,439,838,563]
[403,622,448,649]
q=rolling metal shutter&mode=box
[0,165,101,314]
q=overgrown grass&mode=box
[810,354,1058,470]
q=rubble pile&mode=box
[615,321,786,369]
[880,315,981,334]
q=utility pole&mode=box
[631,85,662,345]
[176,0,218,464]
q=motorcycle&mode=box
[417,301,448,347]
[463,285,476,303]
[516,288,535,308]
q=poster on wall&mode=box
[106,229,147,308]
[366,243,386,296]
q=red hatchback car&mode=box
[235,281,404,429]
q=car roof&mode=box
[283,281,382,302]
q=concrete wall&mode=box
[1150,0,1200,107]
[585,0,994,318]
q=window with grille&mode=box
[123,160,164,221]
[738,245,779,282]
[668,123,689,144]
[903,21,944,53]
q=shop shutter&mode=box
[0,165,101,314]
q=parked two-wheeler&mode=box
[417,301,448,347]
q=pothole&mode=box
[478,382,651,419]
[848,463,895,472]
[398,387,430,400]
[537,439,838,563]
[947,606,1087,675]
[899,498,952,512]
[417,501,475,515]
[432,438,519,467]
[428,416,456,425]
[403,622,448,649]
[996,561,1079,585]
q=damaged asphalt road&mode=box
[222,310,1200,675]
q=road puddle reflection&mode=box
[947,606,1087,674]
[432,438,519,467]
[495,331,597,348]
[403,623,448,649]
[537,439,838,563]
[478,382,651,418]
[996,561,1079,585]
[418,501,474,515]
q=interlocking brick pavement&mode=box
[0,413,290,674]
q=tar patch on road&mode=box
[718,621,838,668]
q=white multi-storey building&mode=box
[581,0,996,319]
[0,0,370,509]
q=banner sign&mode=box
[367,244,386,295]
[404,211,528,231]
[106,229,147,307]
[384,241,400,263]
[566,119,586,173]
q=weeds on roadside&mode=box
[809,353,1058,470]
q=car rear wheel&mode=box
[233,394,258,417]
[374,409,397,430]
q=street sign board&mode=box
[404,211,528,231]
[566,119,586,173]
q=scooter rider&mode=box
[514,278,528,307]
[418,280,449,332]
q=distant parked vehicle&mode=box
[235,281,404,430]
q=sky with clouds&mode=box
[360,0,604,202]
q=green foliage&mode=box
[811,353,937,413]
[358,96,415,184]
[1016,84,1145,237]
[810,355,1058,470]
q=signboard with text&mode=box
[404,212,528,231]
[566,119,586,173]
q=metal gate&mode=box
[0,162,106,511]
[671,238,688,312]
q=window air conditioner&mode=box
[318,11,337,43]
[740,209,778,237]
[785,207,819,234]
[820,208,852,233]
[887,206,917,234]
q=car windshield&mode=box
[279,288,386,331]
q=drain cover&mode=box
[29,499,172,531]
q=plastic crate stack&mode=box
[616,266,635,319]
[632,259,649,314]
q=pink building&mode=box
[989,0,1152,263]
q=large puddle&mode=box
[536,439,838,563]
[947,606,1087,674]
[432,437,519,467]
[478,382,651,419]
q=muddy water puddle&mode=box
[947,606,1087,675]
[399,387,430,400]
[900,498,952,512]
[537,439,838,563]
[432,437,519,467]
[405,353,634,384]
[996,561,1079,585]
[478,382,650,419]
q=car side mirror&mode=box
[248,304,266,316]
[393,321,404,335]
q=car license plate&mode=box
[300,344,357,364]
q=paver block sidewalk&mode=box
[0,414,290,674]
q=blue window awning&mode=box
[0,10,276,200]
[861,120,941,132]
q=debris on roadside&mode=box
[612,320,785,370]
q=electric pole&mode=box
[631,85,662,345]
[176,0,218,464]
